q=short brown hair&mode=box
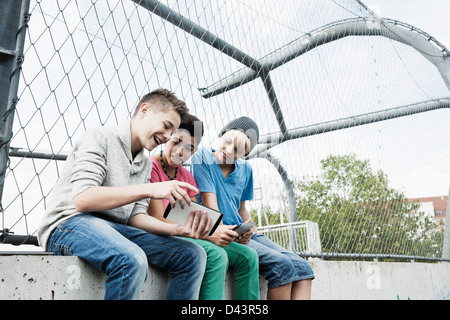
[132,88,188,118]
[178,113,204,145]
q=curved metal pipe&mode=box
[249,151,297,223]
[200,17,450,97]
[254,98,450,146]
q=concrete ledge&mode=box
[310,259,450,300]
[1,255,450,300]
[0,255,266,300]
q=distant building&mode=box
[408,196,447,231]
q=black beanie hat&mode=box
[218,116,259,153]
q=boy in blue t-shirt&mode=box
[191,116,315,300]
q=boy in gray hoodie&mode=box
[38,88,211,300]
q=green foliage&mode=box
[292,154,443,257]
[250,206,286,226]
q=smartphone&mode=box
[233,222,256,236]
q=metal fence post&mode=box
[442,182,450,260]
[0,0,30,210]
[253,151,299,252]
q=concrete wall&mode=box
[1,255,449,300]
[310,259,450,300]
[0,255,266,300]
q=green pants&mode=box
[189,239,260,300]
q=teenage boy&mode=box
[37,89,211,300]
[129,114,260,300]
[191,116,315,300]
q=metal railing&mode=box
[258,221,322,254]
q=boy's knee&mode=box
[208,246,229,269]
[278,254,295,270]
[179,242,207,270]
[132,251,149,269]
[234,246,259,272]
[244,247,259,271]
[192,243,208,264]
[116,249,149,281]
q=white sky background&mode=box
[247,0,450,207]
[367,0,450,50]
[363,0,450,198]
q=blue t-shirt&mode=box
[190,147,254,225]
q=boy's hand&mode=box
[235,218,255,245]
[236,230,252,245]
[148,181,198,209]
[174,210,211,239]
[205,224,239,247]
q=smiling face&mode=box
[131,103,181,156]
[163,129,198,168]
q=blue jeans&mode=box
[247,233,314,289]
[46,213,207,300]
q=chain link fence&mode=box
[1,0,450,260]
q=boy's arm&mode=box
[127,199,167,237]
[201,192,238,247]
[235,164,257,244]
[129,196,211,238]
[128,209,211,239]
[235,201,257,245]
[238,201,251,222]
[138,196,198,223]
[238,201,257,232]
[129,194,196,227]
[73,180,198,213]
[145,198,168,222]
[200,192,219,212]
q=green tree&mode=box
[294,154,443,257]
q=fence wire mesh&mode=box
[1,0,450,260]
